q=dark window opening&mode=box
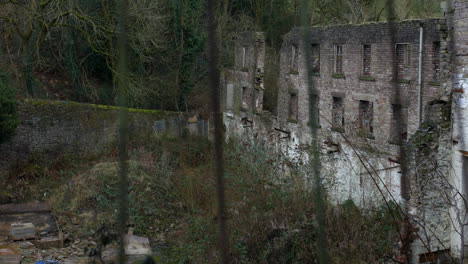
[289,93,298,121]
[433,42,441,81]
[334,45,343,74]
[362,44,371,76]
[332,97,344,130]
[311,44,320,74]
[359,100,374,137]
[290,45,298,73]
[396,44,410,79]
[310,94,320,127]
[390,104,408,144]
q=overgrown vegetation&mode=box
[1,136,401,263]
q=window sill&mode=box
[428,81,441,86]
[331,127,345,133]
[288,118,298,124]
[307,122,321,128]
[332,73,345,79]
[289,70,299,75]
[394,79,411,84]
[359,75,376,81]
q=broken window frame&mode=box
[358,100,374,138]
[288,92,299,122]
[332,96,345,131]
[432,42,441,81]
[395,43,411,80]
[334,44,344,74]
[361,44,372,76]
[311,44,320,75]
[241,46,248,71]
[254,87,263,112]
[290,44,299,74]
[241,86,249,110]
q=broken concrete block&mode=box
[33,236,61,249]
[0,244,21,264]
[10,223,36,240]
[123,234,151,255]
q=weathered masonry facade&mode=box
[221,0,468,262]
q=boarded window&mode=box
[334,45,343,74]
[396,44,410,79]
[290,45,298,73]
[311,44,320,74]
[332,97,344,130]
[362,44,371,76]
[289,93,298,120]
[310,94,320,127]
[390,104,408,143]
[359,100,373,136]
[242,86,249,110]
[433,42,441,81]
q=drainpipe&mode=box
[418,24,424,124]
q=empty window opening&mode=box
[311,44,320,74]
[241,46,248,69]
[334,45,343,74]
[310,94,320,127]
[433,42,441,81]
[362,44,371,76]
[255,88,263,112]
[290,45,299,73]
[289,93,298,120]
[332,97,344,130]
[390,104,408,143]
[242,86,249,110]
[359,100,374,137]
[396,43,410,79]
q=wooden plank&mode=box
[0,202,51,215]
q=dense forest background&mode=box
[0,0,441,113]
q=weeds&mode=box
[5,136,400,263]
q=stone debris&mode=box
[123,234,152,255]
[18,241,34,249]
[10,223,36,240]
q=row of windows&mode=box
[288,94,408,142]
[289,42,441,81]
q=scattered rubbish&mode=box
[33,236,62,249]
[36,260,60,264]
[123,234,152,255]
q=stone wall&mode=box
[0,99,209,172]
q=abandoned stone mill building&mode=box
[221,0,468,262]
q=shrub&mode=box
[0,71,17,143]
